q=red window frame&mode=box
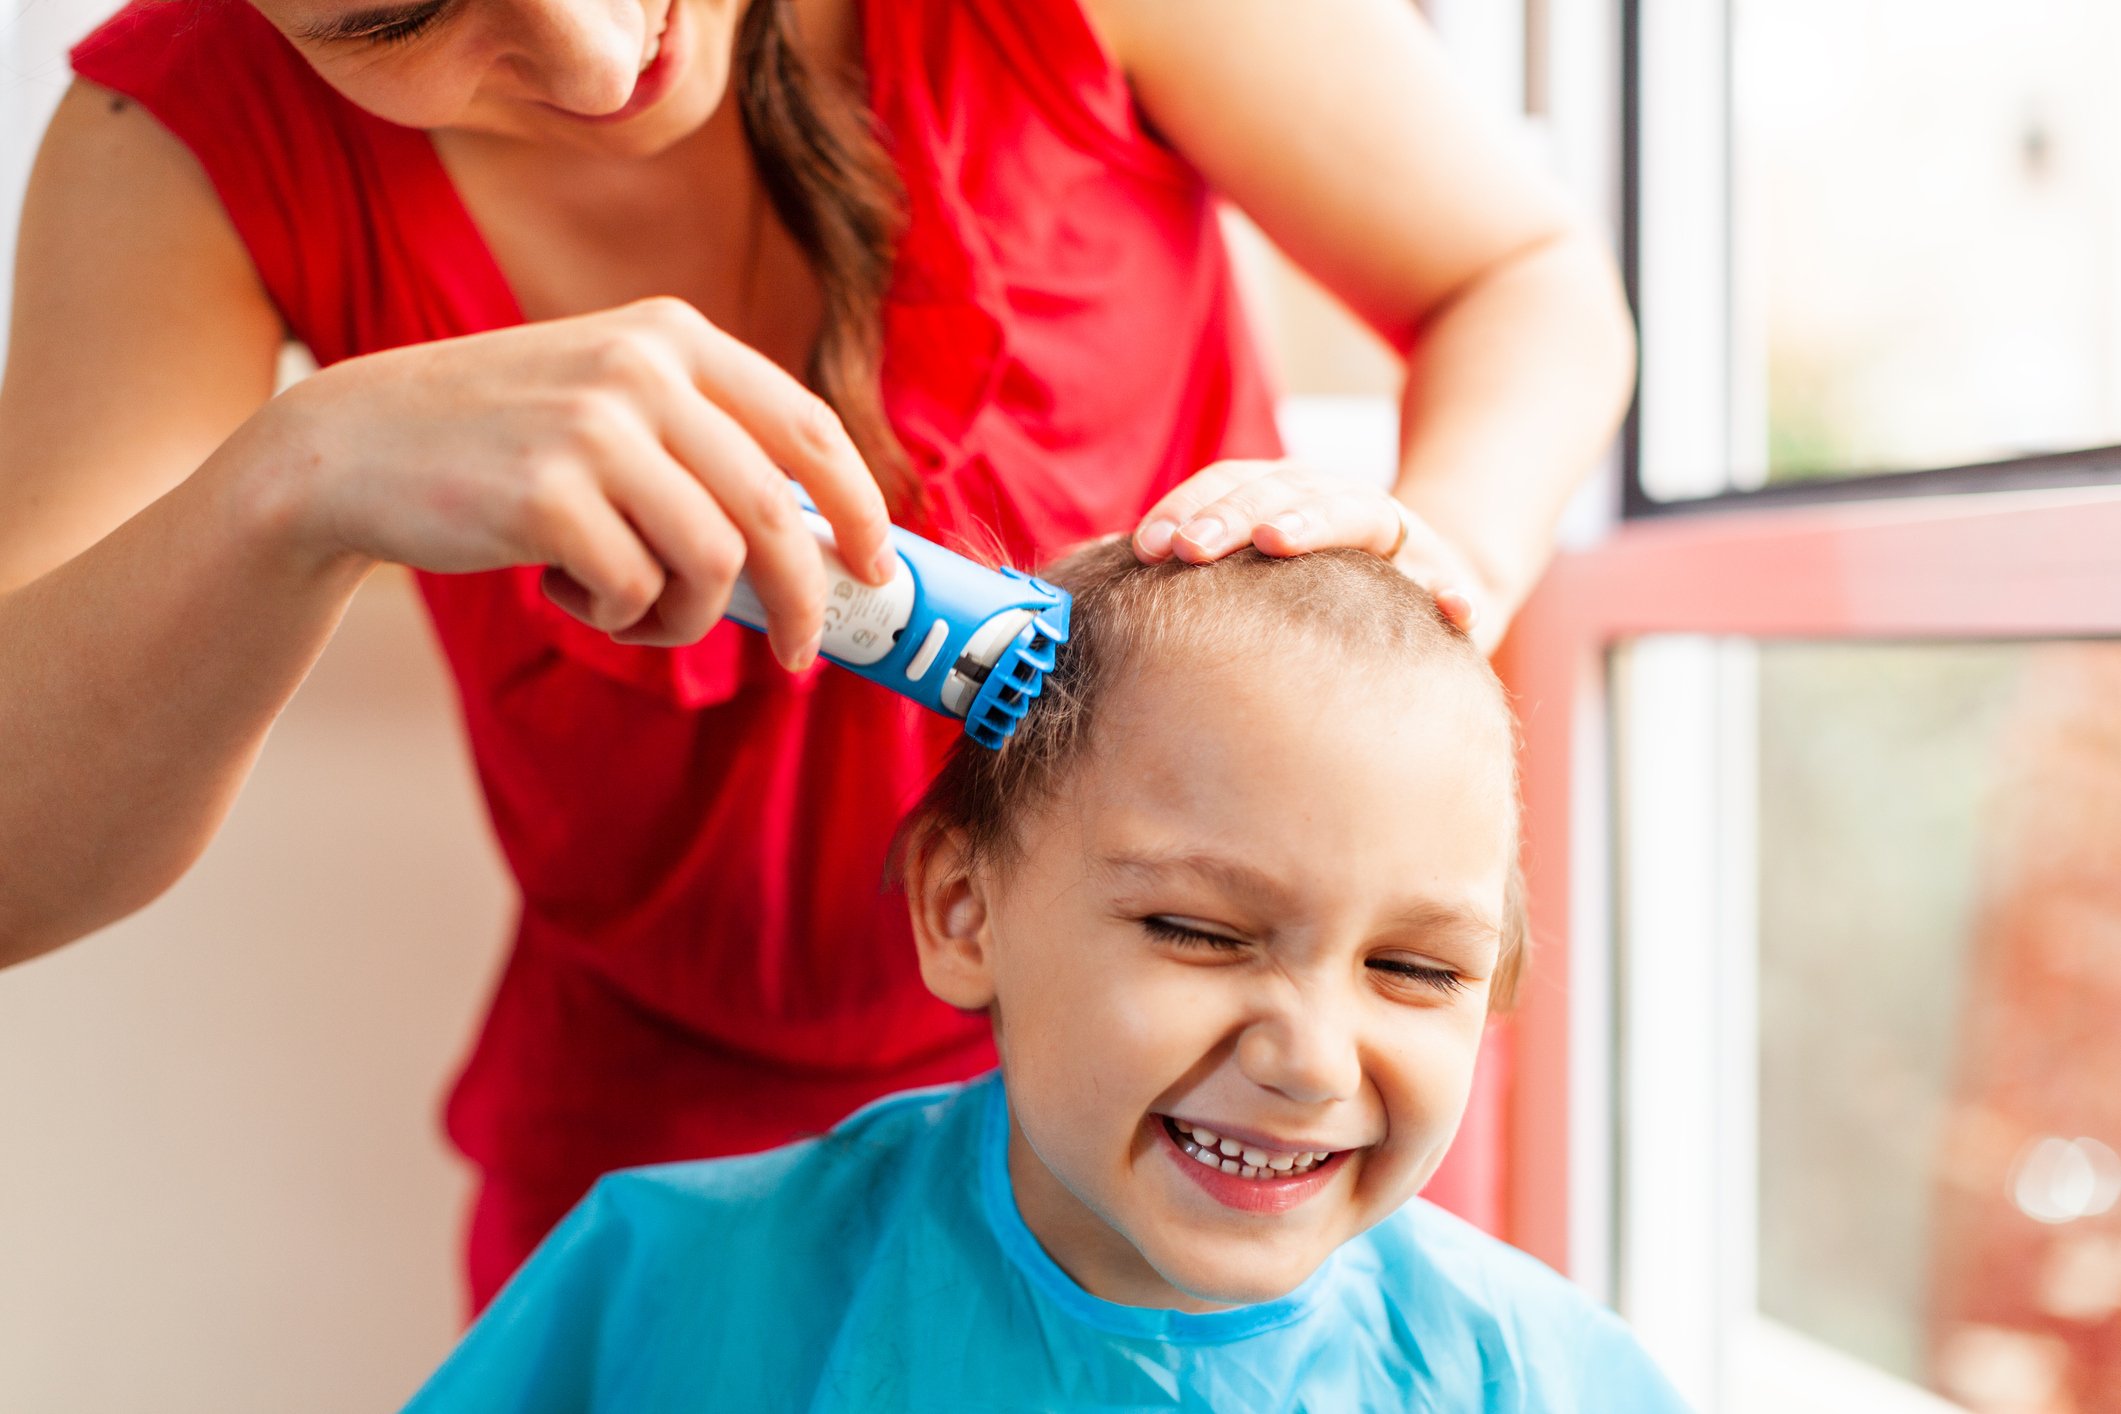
[1492,482,2121,1286]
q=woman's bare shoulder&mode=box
[41,79,207,188]
[20,78,276,337]
[0,80,282,590]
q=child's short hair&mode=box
[900,540,1529,1010]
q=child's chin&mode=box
[1146,1246,1324,1309]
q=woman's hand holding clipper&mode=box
[233,296,895,670]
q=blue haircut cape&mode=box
[401,1074,1690,1411]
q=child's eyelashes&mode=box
[1139,918,1469,995]
[1368,957,1469,995]
[1139,915,1249,952]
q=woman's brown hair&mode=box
[897,540,1533,1012]
[735,0,915,510]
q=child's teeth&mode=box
[1170,1119,1337,1180]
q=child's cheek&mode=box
[997,946,1227,1184]
[1371,1018,1489,1194]
[1010,946,1223,1105]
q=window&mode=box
[1612,634,2121,1410]
[1730,0,2121,487]
[1500,3,2121,1411]
[1632,0,2121,507]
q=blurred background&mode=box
[4,0,2120,1411]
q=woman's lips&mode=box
[1156,1116,1354,1215]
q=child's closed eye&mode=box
[1140,917,1471,997]
[1367,956,1469,996]
[1145,924,1476,1000]
[1139,915,1249,952]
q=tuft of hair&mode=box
[896,540,1531,1011]
[735,0,916,513]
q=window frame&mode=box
[1494,483,2121,1409]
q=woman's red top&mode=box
[71,0,1281,1296]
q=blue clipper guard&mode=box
[721,486,1072,748]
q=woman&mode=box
[0,0,1634,1308]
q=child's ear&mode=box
[904,824,998,1011]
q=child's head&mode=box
[898,541,1525,1312]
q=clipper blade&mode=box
[962,570,1072,749]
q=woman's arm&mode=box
[0,84,344,962]
[1096,0,1637,648]
[0,85,894,967]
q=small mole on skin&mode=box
[109,96,131,114]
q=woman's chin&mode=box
[537,86,718,158]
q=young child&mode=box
[400,543,1688,1411]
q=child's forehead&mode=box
[1085,637,1510,772]
[1039,653,1516,894]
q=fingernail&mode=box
[1137,519,1177,557]
[1177,516,1227,554]
[786,630,822,672]
[870,550,900,586]
[1270,511,1306,539]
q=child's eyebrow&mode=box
[1379,898,1505,961]
[1092,849,1501,951]
[1093,849,1298,910]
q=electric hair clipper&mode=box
[722,486,1072,748]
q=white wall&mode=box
[0,0,97,342]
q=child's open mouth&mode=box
[1156,1115,1352,1213]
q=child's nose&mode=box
[1234,998,1362,1106]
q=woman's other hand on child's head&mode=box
[1130,458,1489,645]
[900,547,1524,1314]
